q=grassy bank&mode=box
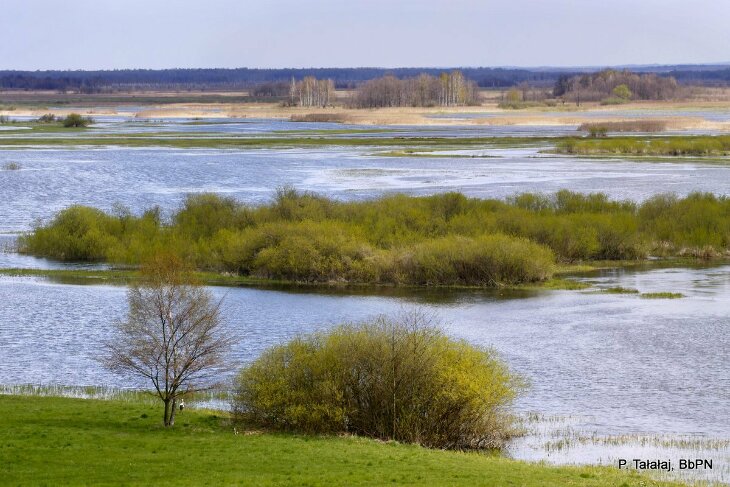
[0,395,679,486]
[18,191,730,287]
[0,134,550,149]
[556,135,730,156]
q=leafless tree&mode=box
[352,70,478,108]
[104,256,234,427]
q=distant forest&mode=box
[1,65,729,93]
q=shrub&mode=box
[21,190,730,279]
[391,235,554,285]
[20,206,121,261]
[36,113,57,123]
[233,311,523,450]
[62,113,93,128]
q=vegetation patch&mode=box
[578,120,668,134]
[235,311,523,450]
[290,113,349,123]
[1,161,20,170]
[19,190,730,287]
[62,113,94,128]
[556,135,730,156]
[640,292,685,299]
[592,286,640,294]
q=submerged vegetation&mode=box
[640,292,685,299]
[1,161,20,170]
[19,190,730,287]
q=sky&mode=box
[1,0,729,70]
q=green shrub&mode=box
[391,235,554,285]
[62,113,93,128]
[233,311,523,450]
[22,190,730,284]
[20,206,120,261]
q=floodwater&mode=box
[1,118,729,483]
[2,145,730,233]
[0,265,728,483]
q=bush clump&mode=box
[62,113,93,128]
[233,311,523,450]
[22,189,730,284]
[36,113,57,123]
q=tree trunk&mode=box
[163,398,171,427]
[169,398,177,426]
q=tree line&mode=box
[553,69,682,103]
[351,71,479,108]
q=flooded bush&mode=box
[21,190,730,283]
[2,162,21,170]
[62,113,93,128]
[233,311,523,450]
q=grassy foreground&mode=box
[0,395,679,486]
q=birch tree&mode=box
[104,256,234,427]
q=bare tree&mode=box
[104,256,233,427]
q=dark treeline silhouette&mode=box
[0,67,562,92]
[2,65,730,93]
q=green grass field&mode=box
[0,395,681,486]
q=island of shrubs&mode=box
[234,311,523,450]
[20,189,730,286]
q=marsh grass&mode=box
[592,286,640,294]
[578,120,668,133]
[640,292,685,299]
[290,113,349,123]
[557,135,730,156]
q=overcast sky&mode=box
[2,0,729,70]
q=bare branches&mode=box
[104,255,233,426]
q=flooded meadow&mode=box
[1,117,728,484]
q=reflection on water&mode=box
[0,264,728,483]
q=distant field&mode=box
[0,395,680,486]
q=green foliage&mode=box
[0,395,675,487]
[640,292,684,299]
[234,311,523,450]
[556,135,730,156]
[612,84,632,100]
[62,113,93,128]
[22,190,730,285]
[600,97,630,105]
